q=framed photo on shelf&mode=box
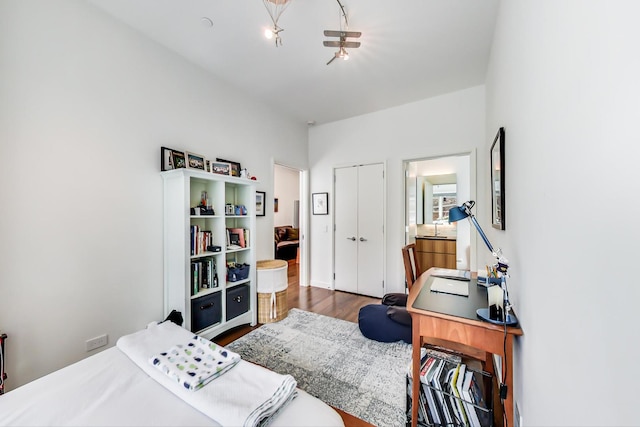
[255,191,266,216]
[186,152,206,171]
[211,161,231,176]
[312,192,329,215]
[161,147,174,171]
[171,150,186,169]
[491,127,505,230]
[216,158,241,177]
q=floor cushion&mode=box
[358,304,412,344]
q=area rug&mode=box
[226,308,412,427]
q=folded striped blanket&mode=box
[150,335,240,391]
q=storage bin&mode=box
[191,292,222,332]
[226,284,250,321]
[228,263,250,282]
[257,259,288,323]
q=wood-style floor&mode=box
[214,260,380,427]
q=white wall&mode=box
[274,165,300,227]
[308,86,485,290]
[0,0,307,389]
[486,1,640,424]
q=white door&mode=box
[356,163,384,297]
[334,166,358,293]
[334,163,384,298]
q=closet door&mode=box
[333,163,384,298]
[356,163,384,297]
[334,166,358,293]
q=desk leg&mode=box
[503,335,515,427]
[411,327,421,427]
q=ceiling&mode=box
[89,0,499,125]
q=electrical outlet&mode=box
[85,334,108,352]
[515,402,523,427]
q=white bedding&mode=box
[0,326,344,427]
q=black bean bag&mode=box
[357,303,412,344]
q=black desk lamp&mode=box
[449,201,516,325]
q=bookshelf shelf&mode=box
[162,168,257,339]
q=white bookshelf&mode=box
[161,168,257,339]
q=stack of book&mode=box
[190,225,213,256]
[407,348,492,427]
[190,258,218,295]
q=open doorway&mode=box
[274,164,305,285]
[404,152,476,272]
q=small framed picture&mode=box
[274,198,279,213]
[211,161,231,176]
[186,152,206,171]
[161,147,174,171]
[312,192,329,215]
[216,158,241,177]
[256,191,266,216]
[171,150,186,169]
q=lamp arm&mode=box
[468,215,494,254]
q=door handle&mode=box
[359,237,367,242]
[347,237,356,241]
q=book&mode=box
[454,363,469,427]
[422,368,442,426]
[461,370,482,427]
[419,356,436,384]
[432,359,453,426]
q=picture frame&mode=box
[171,150,186,169]
[186,152,206,171]
[211,161,231,176]
[216,158,241,177]
[161,147,174,171]
[312,192,329,215]
[256,191,266,216]
[274,198,279,213]
[490,127,505,230]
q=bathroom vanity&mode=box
[415,236,457,270]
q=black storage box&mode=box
[226,284,250,321]
[191,292,222,332]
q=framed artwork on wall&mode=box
[256,191,265,216]
[491,127,505,230]
[312,192,329,215]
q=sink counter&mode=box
[416,235,456,241]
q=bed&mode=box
[0,321,344,427]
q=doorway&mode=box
[404,153,476,271]
[274,163,306,285]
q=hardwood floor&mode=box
[214,260,380,427]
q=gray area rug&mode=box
[226,308,412,427]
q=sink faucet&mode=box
[434,222,439,236]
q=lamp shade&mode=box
[448,205,469,223]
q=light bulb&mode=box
[343,52,350,60]
[264,28,274,39]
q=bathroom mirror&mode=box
[417,174,457,224]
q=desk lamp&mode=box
[449,201,516,325]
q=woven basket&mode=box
[258,289,288,323]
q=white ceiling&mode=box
[89,0,499,125]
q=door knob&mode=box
[359,237,367,242]
[347,237,356,241]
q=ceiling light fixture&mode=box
[323,0,361,65]
[262,0,293,47]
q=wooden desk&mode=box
[407,269,523,427]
